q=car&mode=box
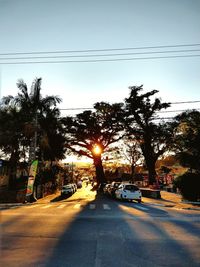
[108,182,122,198]
[70,183,77,193]
[103,184,111,195]
[77,180,82,188]
[61,184,74,197]
[115,183,142,203]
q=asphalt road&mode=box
[1,185,200,267]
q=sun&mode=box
[93,145,102,155]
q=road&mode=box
[1,185,200,267]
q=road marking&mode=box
[74,204,81,209]
[103,204,111,210]
[135,205,149,211]
[24,205,36,208]
[147,203,165,207]
[57,204,66,209]
[41,204,52,209]
[89,204,96,210]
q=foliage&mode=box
[174,172,200,201]
[159,165,171,174]
[63,101,125,184]
[0,78,65,163]
[172,110,200,172]
[118,136,143,177]
[124,85,172,184]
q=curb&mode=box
[182,200,200,205]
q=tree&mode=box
[124,85,172,185]
[1,78,64,162]
[0,106,26,187]
[63,102,124,185]
[119,136,143,179]
[0,78,65,188]
[172,110,200,172]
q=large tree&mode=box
[1,78,65,162]
[124,85,173,185]
[0,106,26,187]
[172,110,200,172]
[63,102,124,185]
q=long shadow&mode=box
[42,191,200,267]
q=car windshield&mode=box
[124,185,139,191]
[62,185,71,189]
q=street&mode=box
[1,185,200,267]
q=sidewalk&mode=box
[148,190,200,210]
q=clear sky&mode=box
[0,0,200,116]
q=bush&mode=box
[174,172,200,201]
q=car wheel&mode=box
[137,199,141,203]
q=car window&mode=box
[124,185,139,191]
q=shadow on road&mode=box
[43,190,200,267]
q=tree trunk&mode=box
[8,150,19,189]
[93,154,106,185]
[131,163,135,181]
[142,137,157,186]
[145,157,157,185]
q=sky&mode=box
[0,0,200,118]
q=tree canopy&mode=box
[63,101,125,184]
[124,85,172,184]
[172,110,200,172]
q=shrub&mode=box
[174,172,200,201]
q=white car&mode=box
[115,183,142,203]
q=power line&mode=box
[158,108,200,113]
[0,43,200,56]
[60,108,94,110]
[0,54,200,65]
[0,49,199,61]
[170,100,200,104]
[60,102,200,112]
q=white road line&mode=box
[135,205,149,211]
[74,204,81,209]
[147,203,165,207]
[24,205,36,208]
[41,204,52,209]
[56,204,66,209]
[89,204,96,210]
[103,204,111,210]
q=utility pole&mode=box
[28,113,38,163]
[0,66,2,101]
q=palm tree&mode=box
[1,78,64,188]
[4,78,62,161]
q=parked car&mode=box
[61,184,74,197]
[70,183,77,193]
[108,182,122,198]
[115,183,142,203]
[103,184,111,195]
[77,180,82,188]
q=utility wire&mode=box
[0,49,199,61]
[0,54,200,65]
[170,100,200,104]
[158,108,200,113]
[0,43,200,56]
